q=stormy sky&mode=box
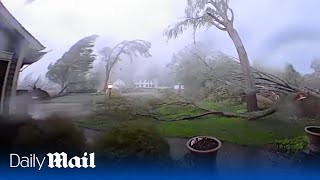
[2,0,320,79]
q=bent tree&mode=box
[164,0,258,112]
[100,40,151,91]
[47,35,98,95]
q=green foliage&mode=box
[14,115,85,153]
[164,0,232,40]
[203,85,244,104]
[311,57,320,76]
[168,44,244,101]
[167,44,213,99]
[282,63,304,87]
[164,0,234,39]
[275,136,307,154]
[46,35,98,91]
[75,94,317,147]
[94,123,170,163]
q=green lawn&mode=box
[156,101,313,146]
[199,101,247,113]
[75,97,319,147]
[158,116,312,146]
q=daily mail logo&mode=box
[9,152,96,170]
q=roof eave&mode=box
[0,2,45,51]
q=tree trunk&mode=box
[58,85,69,95]
[103,69,111,92]
[227,26,258,112]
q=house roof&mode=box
[0,2,45,51]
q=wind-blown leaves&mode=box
[311,57,320,77]
[46,35,98,90]
[164,0,233,40]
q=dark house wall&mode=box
[0,21,21,114]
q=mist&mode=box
[2,0,320,113]
[0,0,316,84]
[3,1,320,175]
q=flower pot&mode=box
[305,126,320,154]
[186,136,222,170]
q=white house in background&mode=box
[133,78,158,89]
[173,84,184,90]
[113,79,126,89]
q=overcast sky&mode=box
[3,0,320,79]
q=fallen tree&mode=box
[130,51,319,121]
[28,78,86,100]
[193,52,320,98]
[133,60,320,121]
[28,78,51,100]
[227,56,320,99]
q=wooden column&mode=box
[9,45,27,114]
[11,47,26,96]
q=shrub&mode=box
[0,115,32,151]
[94,123,170,164]
[275,136,307,154]
[13,114,85,154]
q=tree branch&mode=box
[206,12,225,26]
[191,52,231,85]
[206,13,227,31]
[58,81,87,95]
[228,7,234,23]
[134,100,278,122]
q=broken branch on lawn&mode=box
[133,100,278,121]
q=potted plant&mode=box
[305,126,320,154]
[186,136,222,169]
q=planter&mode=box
[305,126,320,154]
[186,136,222,169]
